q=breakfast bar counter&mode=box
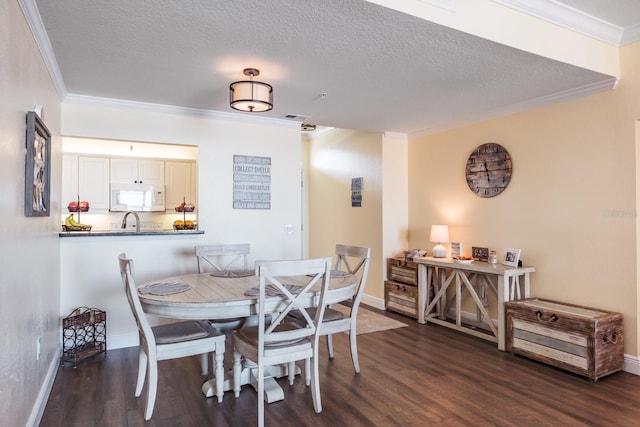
[59,229,204,237]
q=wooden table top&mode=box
[139,271,357,320]
[414,256,535,275]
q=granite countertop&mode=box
[59,229,205,237]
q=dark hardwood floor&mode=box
[41,307,640,426]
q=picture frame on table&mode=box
[502,248,521,267]
[472,246,489,262]
[450,242,462,258]
[25,111,51,217]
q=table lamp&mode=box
[430,225,449,258]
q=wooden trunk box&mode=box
[506,298,623,381]
[385,258,419,319]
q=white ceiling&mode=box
[31,0,640,136]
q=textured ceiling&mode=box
[34,0,633,135]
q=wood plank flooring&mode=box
[41,307,640,426]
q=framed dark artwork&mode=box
[25,111,51,217]
[351,177,363,207]
[465,143,512,198]
[472,246,489,262]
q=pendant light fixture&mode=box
[229,68,273,112]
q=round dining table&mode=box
[138,270,358,402]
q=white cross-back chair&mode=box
[118,253,226,420]
[195,244,251,332]
[289,244,370,373]
[232,257,332,427]
[195,243,251,274]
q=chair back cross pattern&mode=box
[259,260,328,345]
[232,257,332,427]
[196,244,250,274]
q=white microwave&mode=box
[110,183,165,212]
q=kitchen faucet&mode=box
[121,211,140,232]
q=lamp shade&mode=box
[229,68,273,112]
[430,225,449,258]
[430,225,449,243]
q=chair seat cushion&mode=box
[153,320,221,344]
[288,307,345,324]
[235,322,307,347]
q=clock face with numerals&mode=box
[465,143,512,198]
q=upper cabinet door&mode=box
[78,157,110,210]
[110,158,138,184]
[61,154,79,207]
[110,158,164,186]
[165,161,195,209]
[138,159,165,187]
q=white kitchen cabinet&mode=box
[110,158,164,186]
[165,160,196,209]
[61,154,79,207]
[62,154,110,211]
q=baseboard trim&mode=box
[624,354,640,375]
[362,294,385,310]
[28,347,62,427]
[108,332,139,350]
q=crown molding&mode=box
[63,94,301,129]
[493,0,625,46]
[410,76,617,137]
[415,0,456,13]
[622,22,640,46]
[383,131,408,140]
[19,0,67,100]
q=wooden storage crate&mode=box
[387,258,418,286]
[385,258,419,319]
[506,298,623,381]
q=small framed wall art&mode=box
[25,111,51,217]
[502,248,521,267]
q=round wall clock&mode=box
[465,143,512,198]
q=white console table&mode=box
[414,257,535,351]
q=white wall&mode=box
[382,132,409,262]
[60,102,304,348]
[0,1,63,425]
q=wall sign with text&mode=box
[233,154,271,209]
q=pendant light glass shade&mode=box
[230,68,273,112]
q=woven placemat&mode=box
[210,269,255,278]
[139,282,191,296]
[244,283,304,297]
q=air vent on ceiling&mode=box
[282,113,310,121]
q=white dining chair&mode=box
[195,244,251,332]
[118,253,226,420]
[232,257,332,427]
[289,244,371,373]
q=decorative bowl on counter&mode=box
[175,203,195,212]
[173,220,197,230]
[68,201,90,212]
[62,224,92,232]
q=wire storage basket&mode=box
[62,307,106,366]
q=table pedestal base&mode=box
[201,361,299,403]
